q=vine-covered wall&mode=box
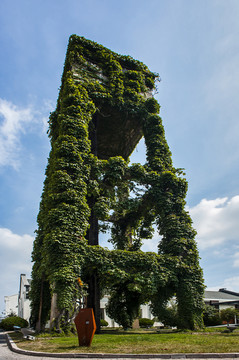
[30,35,204,332]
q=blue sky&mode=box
[1,0,239,316]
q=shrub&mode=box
[203,305,222,326]
[139,318,154,328]
[100,319,109,327]
[220,308,238,324]
[0,316,28,330]
[155,301,179,328]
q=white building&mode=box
[18,274,31,323]
[100,295,118,327]
[100,295,161,327]
[4,294,18,317]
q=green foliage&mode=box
[106,287,141,330]
[203,305,222,326]
[144,98,160,114]
[155,300,179,328]
[31,34,204,332]
[139,318,154,328]
[0,316,28,330]
[100,319,109,327]
[29,273,51,327]
[220,308,238,323]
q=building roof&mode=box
[205,290,239,302]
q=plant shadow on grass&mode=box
[55,345,80,351]
[100,329,180,336]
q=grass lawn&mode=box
[9,328,239,354]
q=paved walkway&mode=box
[1,330,239,360]
[0,331,62,360]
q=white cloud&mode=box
[0,227,33,313]
[0,98,51,170]
[189,195,239,250]
[0,228,33,275]
[135,195,239,253]
[207,276,239,293]
[0,99,35,169]
[0,227,33,251]
[222,276,239,292]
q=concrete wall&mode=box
[4,294,18,316]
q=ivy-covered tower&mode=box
[31,35,205,332]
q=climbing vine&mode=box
[30,35,204,332]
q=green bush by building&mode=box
[139,318,154,328]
